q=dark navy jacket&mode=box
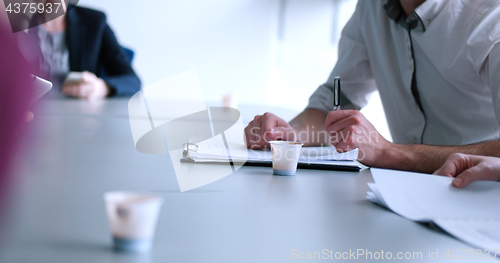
[33,5,141,96]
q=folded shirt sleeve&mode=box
[483,43,500,132]
[306,1,377,113]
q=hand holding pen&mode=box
[324,76,391,166]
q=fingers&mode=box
[322,110,388,167]
[252,115,265,149]
[326,112,363,150]
[244,122,255,149]
[433,154,500,188]
[61,84,74,96]
[433,153,469,177]
[330,125,358,153]
[62,72,98,99]
[62,84,85,98]
[244,115,262,149]
[81,71,97,82]
[451,155,500,188]
[80,86,88,98]
[325,110,360,131]
[244,113,292,149]
[326,115,360,138]
[62,83,94,99]
[244,126,250,148]
[87,83,109,100]
[452,165,490,188]
[272,126,296,141]
[325,111,366,146]
[261,112,293,143]
[433,153,485,177]
[261,112,278,142]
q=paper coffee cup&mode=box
[104,192,163,253]
[270,141,303,176]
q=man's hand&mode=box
[61,71,111,100]
[244,112,296,149]
[324,110,390,166]
[433,153,500,188]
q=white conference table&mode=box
[0,98,487,262]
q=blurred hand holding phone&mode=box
[62,71,111,100]
[64,72,84,85]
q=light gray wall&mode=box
[79,0,278,105]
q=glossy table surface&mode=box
[0,98,486,262]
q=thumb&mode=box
[433,153,469,177]
[451,165,489,188]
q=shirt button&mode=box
[412,138,418,144]
[408,55,412,61]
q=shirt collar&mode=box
[414,0,448,30]
[384,0,448,30]
[384,0,405,23]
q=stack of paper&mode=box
[368,168,500,251]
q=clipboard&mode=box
[180,143,365,172]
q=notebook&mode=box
[367,168,500,253]
[180,141,365,171]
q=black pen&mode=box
[333,76,341,111]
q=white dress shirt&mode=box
[307,0,500,146]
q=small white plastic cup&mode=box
[270,141,303,176]
[104,192,163,253]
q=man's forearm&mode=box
[289,109,329,146]
[381,139,500,173]
[288,109,500,174]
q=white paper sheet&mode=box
[366,183,387,207]
[367,168,500,252]
[434,218,500,252]
[370,168,500,222]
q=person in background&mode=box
[434,154,500,188]
[30,1,140,100]
[244,0,500,174]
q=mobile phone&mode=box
[64,71,84,84]
[29,75,52,104]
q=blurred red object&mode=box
[0,29,39,211]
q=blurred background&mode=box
[80,0,392,141]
